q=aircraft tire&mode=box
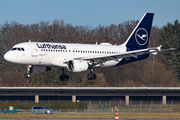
[24,74,30,78]
[87,73,92,80]
[91,73,97,80]
[60,74,69,81]
[87,73,97,80]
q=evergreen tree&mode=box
[160,20,180,80]
[0,40,6,77]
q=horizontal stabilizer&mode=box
[161,48,176,51]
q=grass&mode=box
[0,113,180,119]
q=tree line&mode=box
[0,19,179,87]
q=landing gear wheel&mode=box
[92,73,97,80]
[87,73,97,80]
[25,65,32,78]
[60,74,69,81]
[87,68,97,80]
[59,68,69,81]
[24,74,30,78]
[87,73,92,80]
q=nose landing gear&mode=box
[25,65,31,78]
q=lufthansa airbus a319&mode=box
[4,13,174,81]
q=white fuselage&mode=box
[4,42,126,68]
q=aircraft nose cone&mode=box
[4,52,12,62]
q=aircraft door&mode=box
[72,48,76,56]
[30,44,37,57]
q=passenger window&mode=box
[17,48,21,51]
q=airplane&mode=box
[3,13,174,81]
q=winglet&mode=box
[157,45,162,51]
[150,45,176,52]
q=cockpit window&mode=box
[21,48,25,51]
[11,48,17,50]
[11,47,25,51]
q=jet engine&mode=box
[30,66,51,74]
[67,60,88,72]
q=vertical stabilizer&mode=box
[122,13,154,50]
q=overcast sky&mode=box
[0,0,179,28]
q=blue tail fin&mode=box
[123,13,154,50]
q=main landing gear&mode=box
[25,65,31,78]
[87,69,97,80]
[59,68,97,81]
[59,68,69,81]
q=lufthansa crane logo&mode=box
[135,28,148,46]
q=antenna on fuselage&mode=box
[29,39,31,42]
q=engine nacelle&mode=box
[67,60,88,72]
[30,66,51,74]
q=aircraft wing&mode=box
[74,45,175,63]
